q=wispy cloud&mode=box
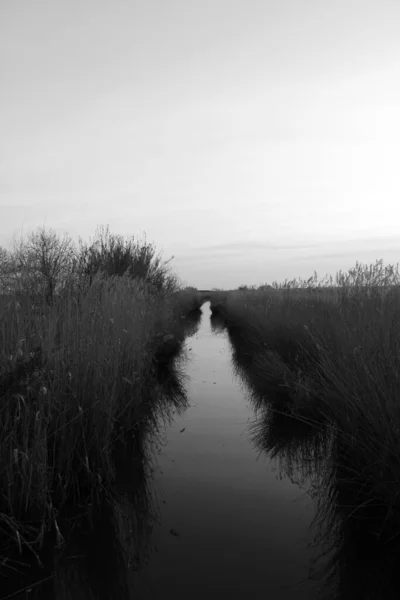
[294,235,400,262]
[198,240,321,253]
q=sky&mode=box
[1,0,400,289]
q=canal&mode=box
[135,302,322,599]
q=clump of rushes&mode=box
[0,226,195,565]
[168,288,204,317]
[225,259,400,396]
[307,287,400,531]
[223,259,400,542]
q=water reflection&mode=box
[1,432,154,600]
[180,308,204,338]
[135,303,320,599]
[308,430,400,600]
[209,311,226,334]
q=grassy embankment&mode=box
[0,226,204,570]
[210,259,400,544]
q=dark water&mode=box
[135,303,323,599]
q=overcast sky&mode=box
[1,0,400,289]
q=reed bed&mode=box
[0,266,197,566]
[212,259,400,546]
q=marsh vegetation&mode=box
[2,227,400,599]
[209,258,400,599]
[0,226,202,596]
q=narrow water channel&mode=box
[136,302,321,599]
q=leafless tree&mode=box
[11,227,76,303]
[0,246,16,295]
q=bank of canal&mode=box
[135,302,322,599]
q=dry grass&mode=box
[0,272,196,563]
[215,259,400,546]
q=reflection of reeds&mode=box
[210,311,226,334]
[232,337,400,598]
[231,339,333,493]
[308,429,400,600]
[1,345,189,599]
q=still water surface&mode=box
[136,303,321,599]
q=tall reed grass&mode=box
[0,268,196,565]
[213,259,400,547]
